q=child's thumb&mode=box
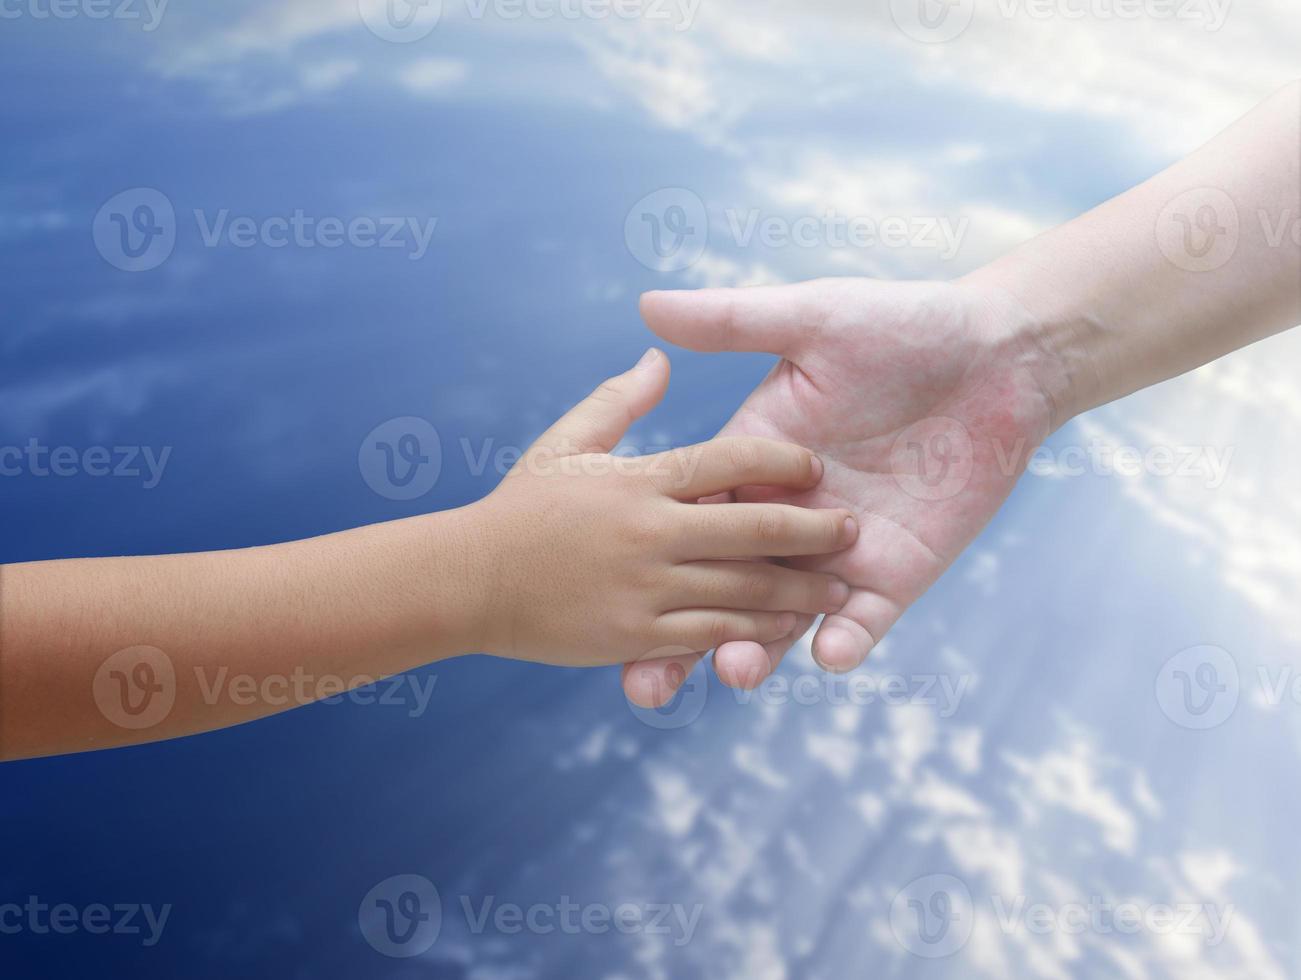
[531,348,670,456]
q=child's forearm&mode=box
[1,352,857,762]
[0,510,488,761]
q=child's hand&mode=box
[466,350,857,668]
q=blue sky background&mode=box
[2,1,1300,976]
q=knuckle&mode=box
[708,614,737,647]
[592,379,626,403]
[725,439,763,477]
[756,509,788,545]
[625,510,665,548]
[822,513,843,545]
[742,570,776,606]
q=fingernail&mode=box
[666,662,686,690]
[778,612,797,634]
[810,454,824,482]
[635,347,661,370]
[843,516,858,541]
[829,580,850,607]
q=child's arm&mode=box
[0,350,855,761]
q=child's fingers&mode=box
[649,437,822,500]
[654,610,797,651]
[677,504,858,559]
[670,562,850,616]
[621,652,706,709]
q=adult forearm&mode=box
[967,80,1301,427]
[0,512,486,761]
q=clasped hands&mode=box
[487,275,1058,708]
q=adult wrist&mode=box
[961,255,1106,433]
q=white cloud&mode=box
[398,57,469,96]
[1003,734,1140,854]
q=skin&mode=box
[0,349,857,761]
[623,78,1301,707]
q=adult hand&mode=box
[621,277,1060,707]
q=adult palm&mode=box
[621,277,1060,707]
